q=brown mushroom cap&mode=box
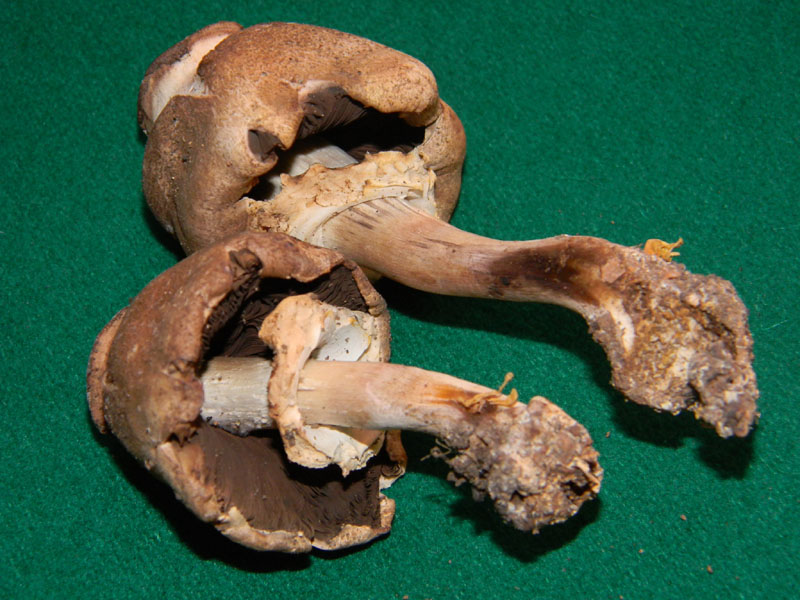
[87,232,399,552]
[140,22,466,254]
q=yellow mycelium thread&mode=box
[456,372,518,413]
[643,237,684,262]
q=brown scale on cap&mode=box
[87,232,601,552]
[138,22,757,437]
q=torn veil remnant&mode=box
[139,22,758,438]
[87,233,601,552]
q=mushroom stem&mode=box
[201,356,602,532]
[205,357,509,433]
[319,197,758,438]
[324,197,599,306]
[256,141,756,437]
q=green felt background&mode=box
[2,1,798,598]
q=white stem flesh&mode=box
[201,356,503,436]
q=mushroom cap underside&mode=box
[140,21,466,253]
[86,232,399,552]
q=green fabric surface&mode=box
[2,1,798,598]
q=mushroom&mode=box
[87,232,601,552]
[138,22,758,438]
